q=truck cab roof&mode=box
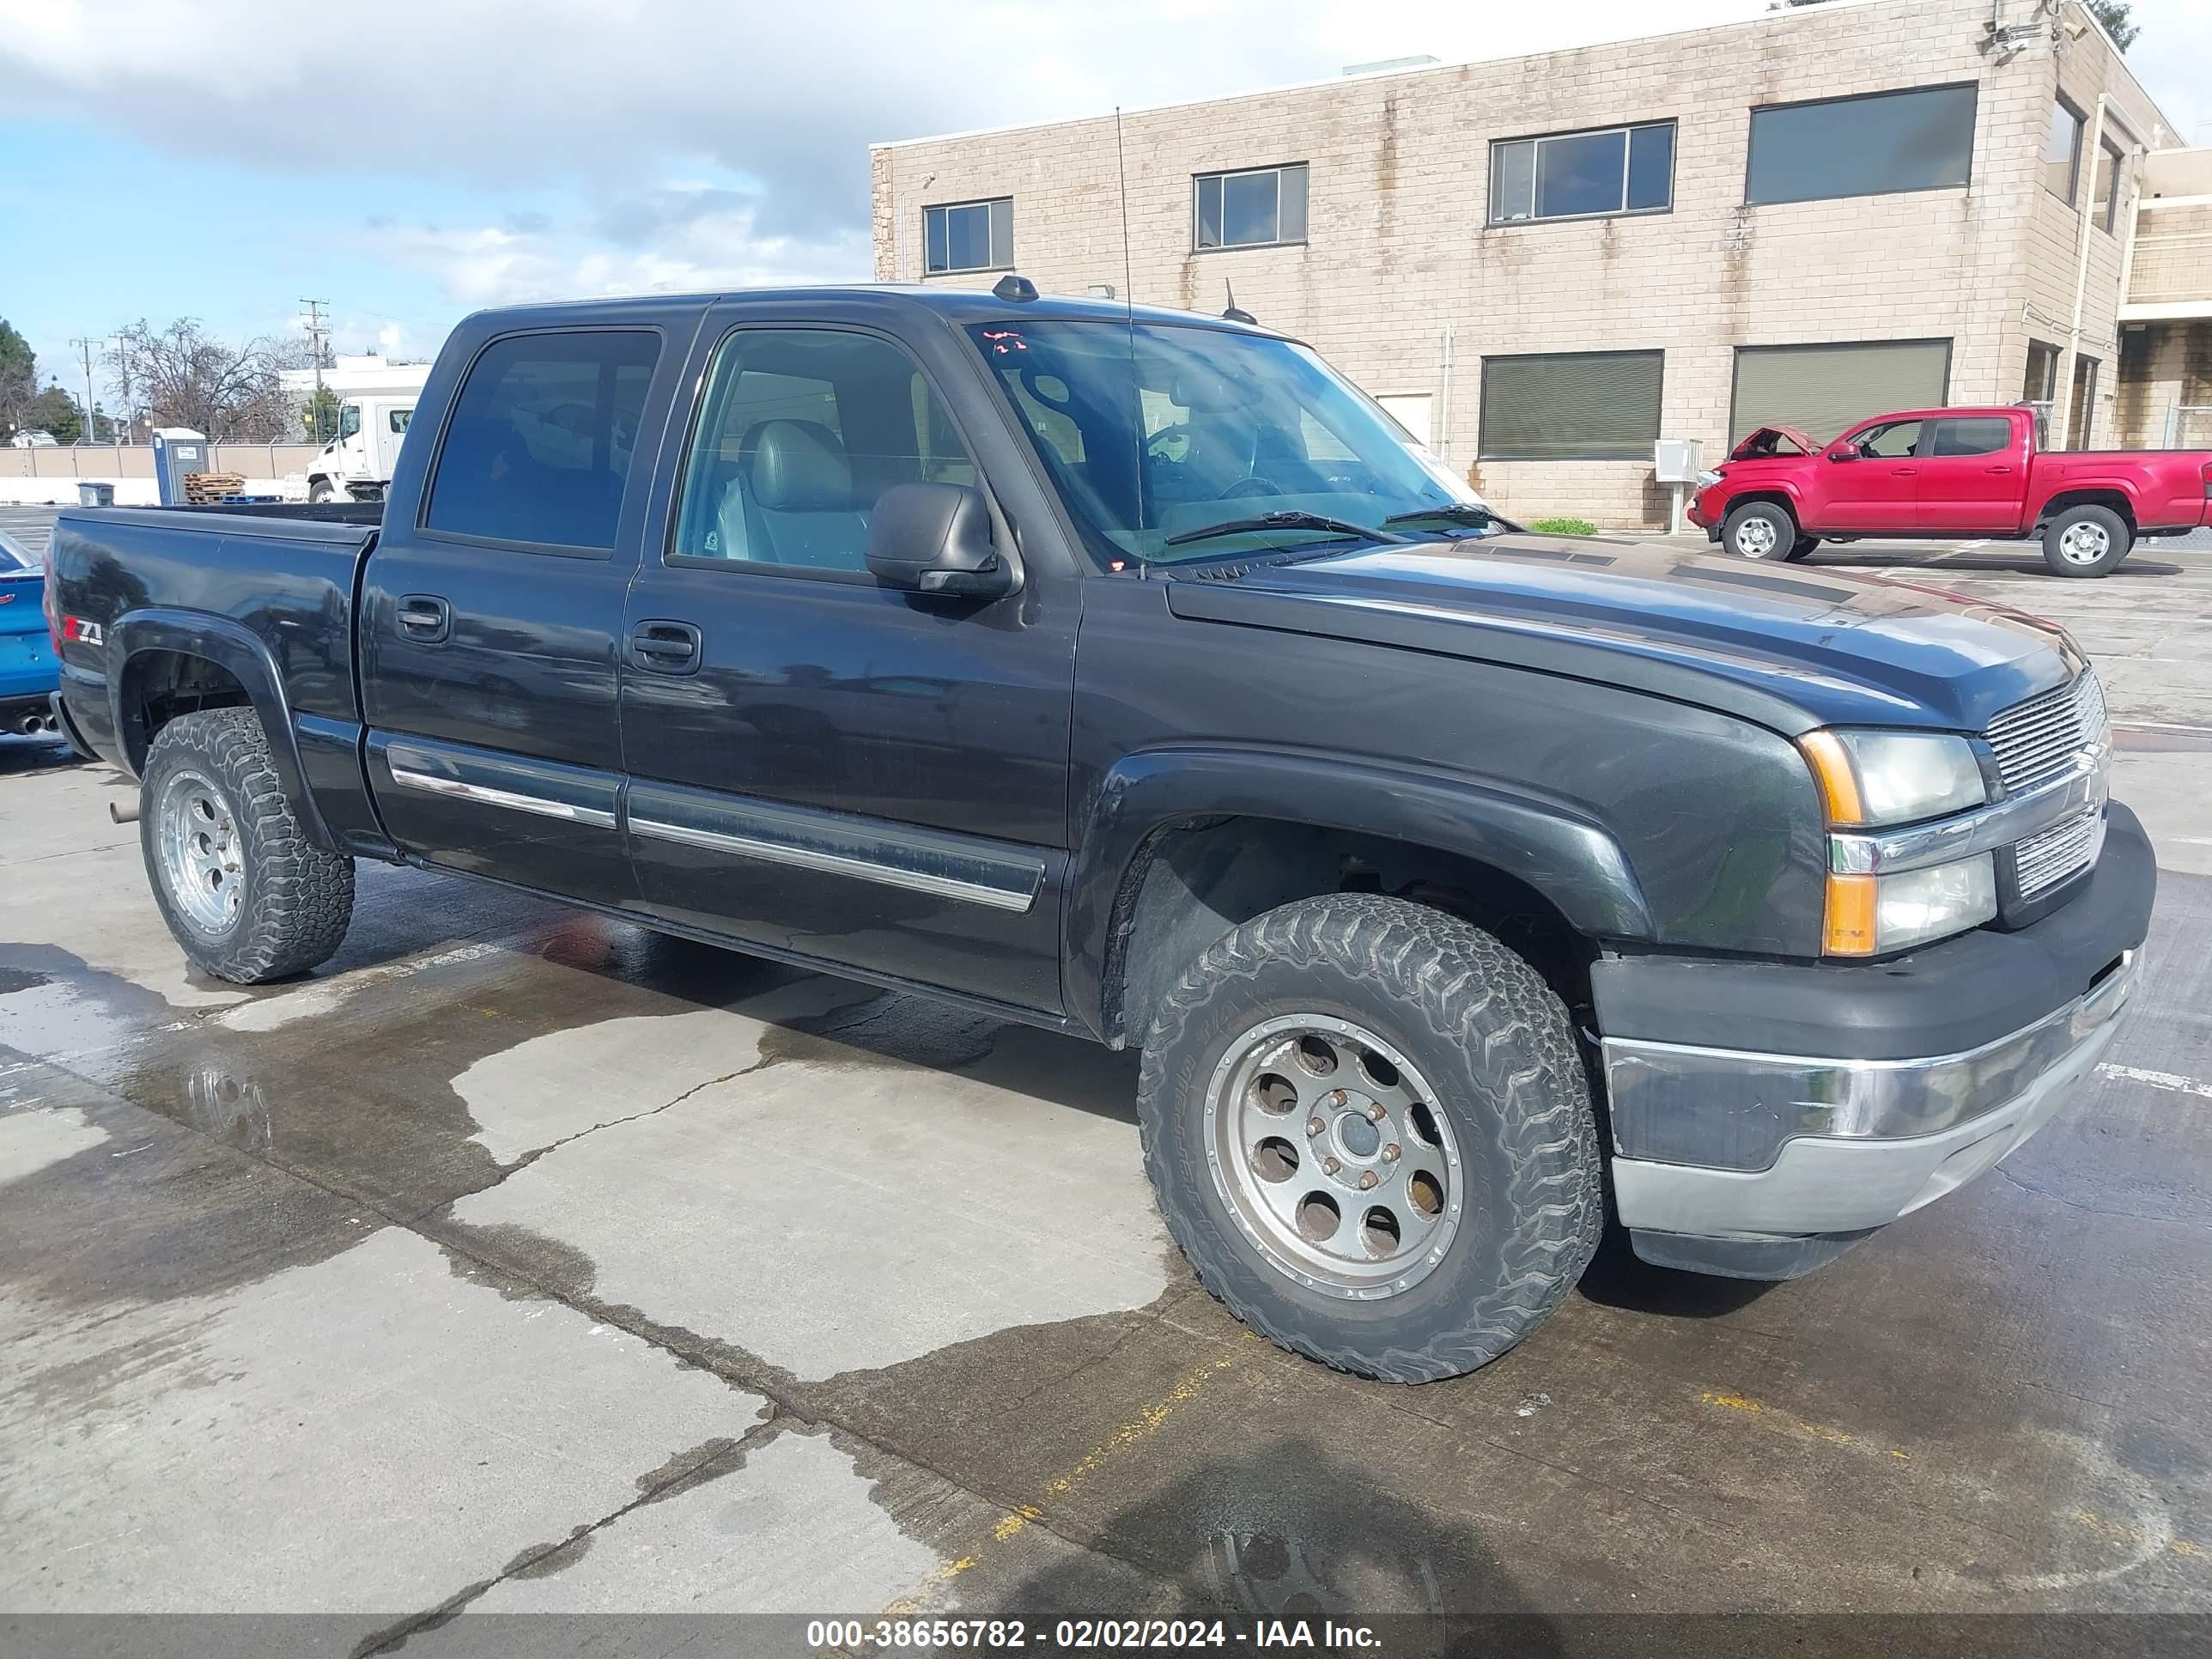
[459,283,1282,338]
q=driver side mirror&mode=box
[866,483,1018,599]
[1826,447,1859,463]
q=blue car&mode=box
[1,526,62,738]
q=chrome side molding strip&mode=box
[629,814,1039,912]
[386,765,619,829]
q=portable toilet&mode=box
[151,428,210,507]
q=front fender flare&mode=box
[1064,745,1654,1038]
[110,608,338,854]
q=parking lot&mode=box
[4,504,2211,1647]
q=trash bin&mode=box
[77,482,115,507]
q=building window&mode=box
[1746,84,1977,206]
[1194,163,1308,250]
[1729,339,1951,446]
[2023,339,2062,444]
[2045,99,2085,204]
[1489,122,1674,223]
[925,198,1013,274]
[1478,350,1662,460]
[2092,135,2125,231]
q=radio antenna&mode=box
[1114,106,1135,309]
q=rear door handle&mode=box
[1985,465,2014,473]
[630,619,702,676]
[396,594,450,642]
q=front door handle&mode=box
[396,594,450,642]
[1891,466,1918,476]
[630,619,702,676]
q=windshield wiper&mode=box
[1164,510,1410,549]
[1382,503,1519,532]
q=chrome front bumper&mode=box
[1607,948,2140,1243]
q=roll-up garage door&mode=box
[1729,340,1951,446]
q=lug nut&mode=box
[1322,1156,1341,1175]
[1330,1090,1348,1107]
[1368,1102,1387,1122]
[1382,1143,1401,1162]
[1307,1115,1326,1137]
[1358,1170,1380,1190]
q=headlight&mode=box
[1694,469,1723,489]
[1825,855,1997,957]
[1800,729,1996,957]
[1797,729,1986,827]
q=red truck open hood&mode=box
[1729,425,1818,460]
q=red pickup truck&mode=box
[1690,405,2212,577]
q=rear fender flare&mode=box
[1065,746,1654,1038]
[110,609,338,853]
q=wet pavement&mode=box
[3,532,2211,1649]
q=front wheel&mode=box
[141,708,355,982]
[307,480,335,504]
[1721,500,1796,560]
[2042,506,2131,577]
[1136,895,1602,1382]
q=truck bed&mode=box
[48,501,385,757]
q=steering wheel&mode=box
[1218,476,1284,500]
[1145,423,1189,463]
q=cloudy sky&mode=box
[3,0,2207,408]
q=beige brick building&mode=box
[872,0,2203,528]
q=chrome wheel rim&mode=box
[155,768,245,936]
[1734,516,1779,557]
[1203,1015,1463,1301]
[2058,521,2111,565]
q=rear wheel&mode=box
[2042,506,2131,577]
[141,708,354,982]
[1136,895,1602,1382]
[1721,500,1796,561]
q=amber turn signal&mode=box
[1823,873,1879,957]
[1797,730,1866,826]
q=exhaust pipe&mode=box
[14,711,46,736]
[109,799,142,824]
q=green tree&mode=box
[303,385,341,445]
[0,319,37,441]
[27,383,84,444]
[2086,0,2138,50]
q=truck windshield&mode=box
[966,319,1494,567]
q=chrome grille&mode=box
[2014,810,2103,899]
[1984,672,2107,795]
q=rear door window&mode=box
[1930,417,2013,457]
[426,330,662,551]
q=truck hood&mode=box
[1161,534,2079,734]
[1728,424,1817,459]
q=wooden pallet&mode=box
[182,471,246,504]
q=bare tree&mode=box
[105,319,301,442]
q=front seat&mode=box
[739,419,870,570]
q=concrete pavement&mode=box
[3,518,2211,1651]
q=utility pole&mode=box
[300,299,331,442]
[112,335,134,443]
[68,337,104,445]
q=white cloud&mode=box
[3,0,2207,326]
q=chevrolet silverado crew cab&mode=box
[1692,404,2212,577]
[47,288,2154,1382]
